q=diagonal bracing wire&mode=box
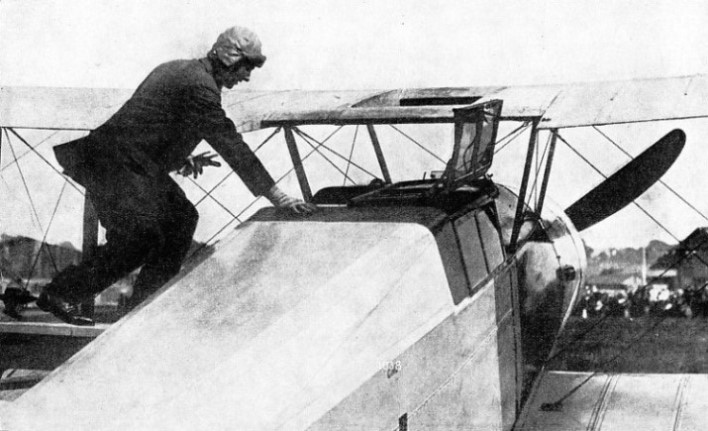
[4,128,62,274]
[234,127,346,221]
[5,128,43,233]
[191,164,307,258]
[388,124,447,165]
[1,130,59,172]
[193,127,282,208]
[23,181,69,286]
[291,128,354,183]
[295,127,378,179]
[187,177,242,223]
[6,128,84,196]
[593,126,708,224]
[556,132,680,242]
[494,121,531,155]
[186,126,347,261]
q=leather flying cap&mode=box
[211,26,266,68]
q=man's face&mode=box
[222,62,255,89]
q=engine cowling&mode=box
[496,185,586,364]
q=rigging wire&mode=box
[193,127,282,207]
[593,126,708,224]
[185,126,346,261]
[192,126,349,222]
[494,121,531,155]
[184,130,285,219]
[292,128,354,183]
[295,128,378,179]
[5,129,43,234]
[185,156,312,261]
[388,124,447,165]
[0,130,60,172]
[540,129,708,411]
[6,128,84,196]
[4,128,62,275]
[23,181,68,287]
[556,132,680,242]
[187,177,242,222]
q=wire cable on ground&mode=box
[542,235,708,369]
[539,195,708,412]
[541,316,666,412]
[536,127,708,410]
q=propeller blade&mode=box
[565,129,686,232]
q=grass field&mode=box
[550,316,708,373]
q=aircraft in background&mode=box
[0,74,707,430]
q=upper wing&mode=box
[517,371,708,430]
[535,74,708,129]
[0,86,134,131]
[3,74,708,132]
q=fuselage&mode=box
[1,179,586,431]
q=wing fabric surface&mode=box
[517,371,708,430]
[537,74,708,129]
[4,74,708,132]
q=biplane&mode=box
[0,74,708,430]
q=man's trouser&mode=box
[48,139,199,308]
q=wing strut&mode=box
[366,125,392,184]
[509,118,540,252]
[79,193,99,316]
[535,129,558,216]
[284,127,313,201]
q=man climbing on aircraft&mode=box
[32,26,315,325]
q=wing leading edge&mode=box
[3,74,708,132]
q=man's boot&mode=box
[0,287,37,320]
[37,290,94,326]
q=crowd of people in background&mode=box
[575,284,708,319]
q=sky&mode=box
[2,0,708,251]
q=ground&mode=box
[2,310,708,403]
[552,316,708,373]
